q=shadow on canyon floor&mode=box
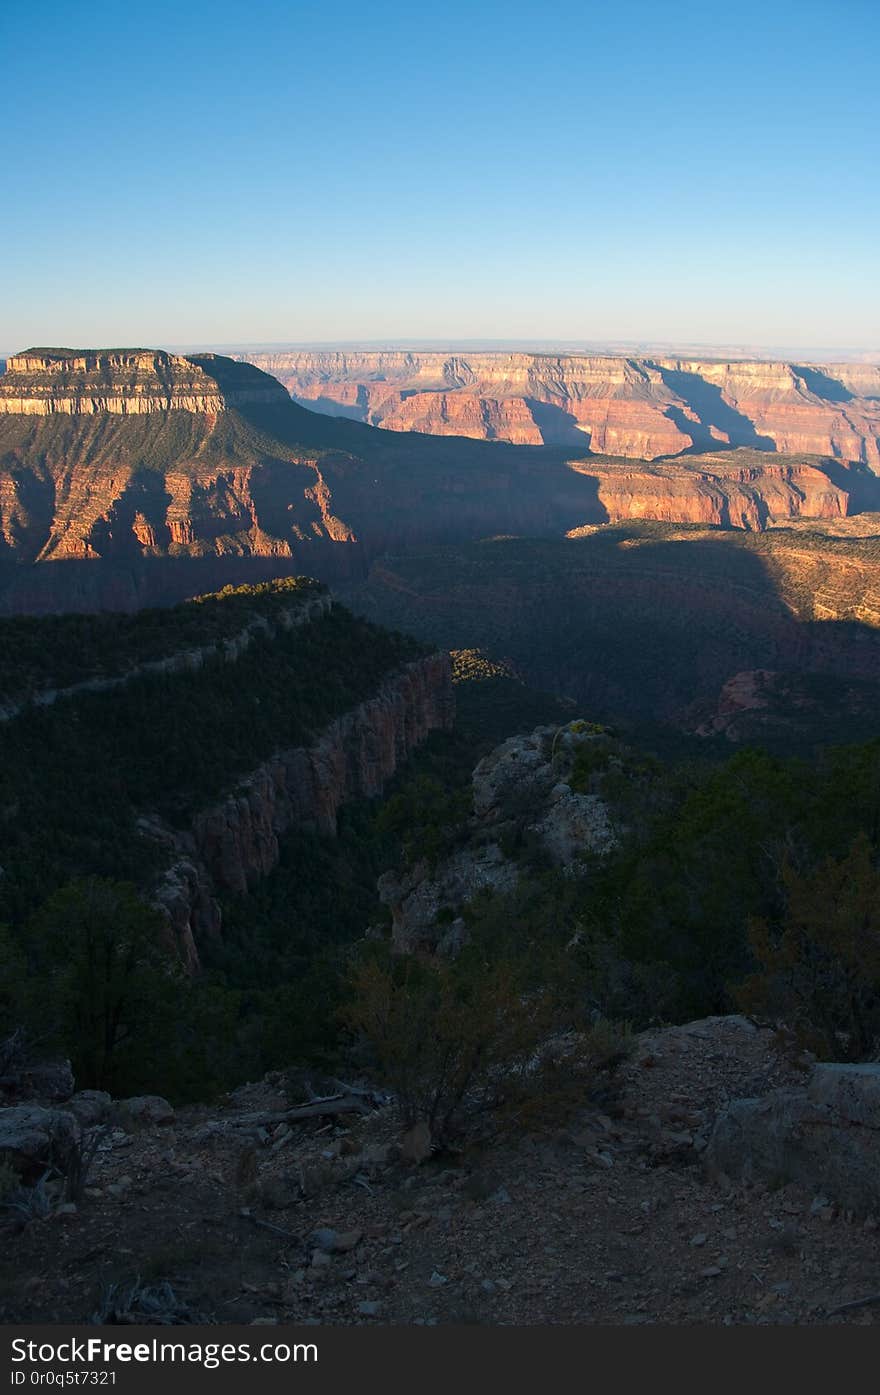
[339,526,880,748]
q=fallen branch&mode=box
[824,1293,880,1318]
[229,1095,373,1129]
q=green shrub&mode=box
[737,834,880,1060]
[23,878,185,1092]
[341,947,628,1146]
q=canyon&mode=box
[0,348,878,614]
[240,349,880,467]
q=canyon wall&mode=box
[151,650,454,965]
[0,347,875,615]
[574,455,850,531]
[241,350,880,468]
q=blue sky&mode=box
[1,0,877,351]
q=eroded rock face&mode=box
[0,347,874,618]
[707,1063,880,1213]
[242,349,880,468]
[381,722,617,953]
[572,455,851,530]
[378,844,519,956]
[0,349,289,415]
[149,652,455,960]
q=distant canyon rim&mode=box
[234,349,880,466]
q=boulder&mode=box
[119,1095,175,1127]
[706,1063,880,1213]
[806,1063,880,1127]
[400,1120,433,1165]
[61,1090,112,1127]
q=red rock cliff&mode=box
[241,349,880,467]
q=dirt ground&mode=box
[4,1015,880,1327]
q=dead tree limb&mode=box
[228,1095,372,1128]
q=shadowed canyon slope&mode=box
[0,576,453,967]
[0,347,877,612]
[241,349,880,467]
[340,525,880,746]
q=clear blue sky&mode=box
[2,0,877,352]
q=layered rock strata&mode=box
[244,349,880,467]
[0,347,875,617]
[0,349,289,415]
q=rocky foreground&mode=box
[5,1017,880,1326]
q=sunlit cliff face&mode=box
[238,349,880,468]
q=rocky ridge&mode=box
[0,588,332,721]
[0,347,876,616]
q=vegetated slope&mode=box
[0,349,877,615]
[0,579,429,931]
[0,574,327,709]
[240,349,880,465]
[340,524,880,749]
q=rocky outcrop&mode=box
[706,1063,880,1214]
[379,721,617,953]
[149,651,454,961]
[690,665,880,746]
[243,349,880,468]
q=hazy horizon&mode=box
[3,339,879,367]
[2,0,878,350]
